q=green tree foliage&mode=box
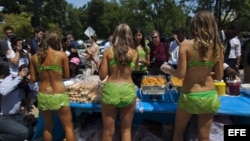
[100,1,123,38]
[85,0,105,38]
[180,0,250,31]
[1,0,249,40]
[0,0,32,14]
[0,12,33,39]
[63,4,83,38]
[119,0,188,36]
[40,0,67,28]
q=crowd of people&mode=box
[0,8,243,141]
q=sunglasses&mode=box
[152,36,158,39]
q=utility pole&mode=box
[31,0,41,28]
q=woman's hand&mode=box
[139,58,145,64]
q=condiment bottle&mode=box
[214,80,226,96]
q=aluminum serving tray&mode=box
[141,75,167,95]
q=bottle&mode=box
[214,80,226,96]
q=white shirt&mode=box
[6,38,12,49]
[228,36,241,59]
[168,40,179,65]
[6,49,29,76]
[104,42,110,50]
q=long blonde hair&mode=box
[37,31,61,64]
[190,10,224,60]
[111,24,135,65]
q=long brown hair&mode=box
[111,24,135,64]
[190,10,224,60]
[37,31,62,64]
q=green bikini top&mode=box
[36,52,63,73]
[108,47,136,69]
[187,41,214,68]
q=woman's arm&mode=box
[99,48,109,80]
[29,56,37,83]
[6,49,20,66]
[213,49,224,80]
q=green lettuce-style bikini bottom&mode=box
[178,90,220,114]
[38,92,70,111]
[102,82,136,108]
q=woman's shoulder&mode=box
[129,47,138,55]
[93,43,99,48]
[179,39,194,49]
[182,39,194,44]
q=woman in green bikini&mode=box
[99,24,138,141]
[161,10,224,141]
[131,27,150,88]
[29,32,75,141]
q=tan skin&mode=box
[30,47,75,141]
[99,47,138,141]
[164,39,223,141]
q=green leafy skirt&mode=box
[102,82,136,108]
[178,90,220,114]
[38,92,70,111]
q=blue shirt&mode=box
[30,38,39,55]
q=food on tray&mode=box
[67,75,103,103]
[141,76,166,86]
[170,77,183,87]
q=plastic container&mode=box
[226,81,240,95]
[214,80,226,96]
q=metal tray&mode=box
[141,75,167,95]
[141,85,167,95]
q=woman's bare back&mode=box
[180,39,220,93]
[33,48,70,94]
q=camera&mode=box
[22,40,30,50]
[160,36,175,43]
[165,37,176,43]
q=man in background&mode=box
[104,35,113,50]
[0,64,30,141]
[148,30,170,75]
[168,28,186,69]
[0,26,14,78]
[3,26,14,49]
[29,26,45,55]
[220,23,241,80]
